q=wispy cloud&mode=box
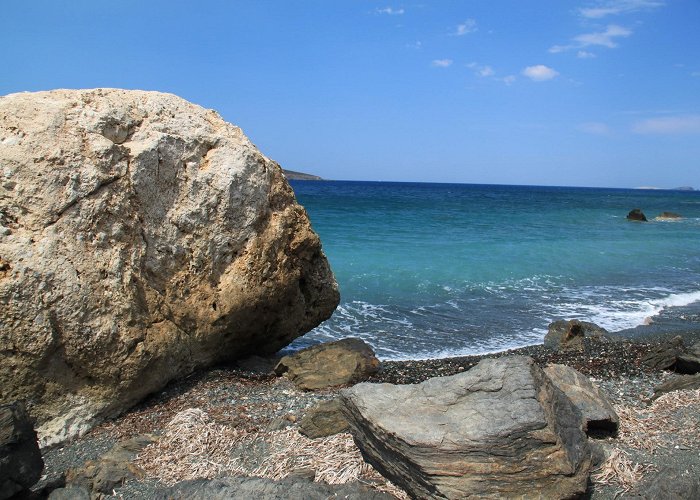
[406,41,422,49]
[550,24,632,53]
[633,115,700,134]
[467,62,494,77]
[501,75,517,85]
[577,50,597,59]
[376,6,405,16]
[522,65,559,81]
[579,0,665,19]
[432,59,453,68]
[453,19,477,36]
[578,122,611,135]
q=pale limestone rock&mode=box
[0,89,338,446]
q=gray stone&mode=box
[653,373,700,399]
[544,319,611,350]
[48,486,91,500]
[642,335,685,371]
[299,399,349,438]
[275,338,380,390]
[544,364,619,433]
[633,466,700,499]
[341,356,591,499]
[0,402,44,500]
[0,89,339,446]
[156,476,393,500]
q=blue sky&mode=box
[2,1,699,187]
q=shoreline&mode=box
[35,325,699,499]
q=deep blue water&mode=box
[287,181,700,360]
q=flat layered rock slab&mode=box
[341,356,591,499]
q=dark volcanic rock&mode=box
[157,476,393,500]
[676,340,700,374]
[626,208,648,221]
[653,373,700,399]
[642,335,686,371]
[0,402,44,500]
[544,319,611,351]
[544,364,619,433]
[631,465,700,499]
[299,399,349,438]
[275,338,380,390]
[341,356,591,499]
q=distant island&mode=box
[634,186,695,191]
[282,169,323,181]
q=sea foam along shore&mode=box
[36,329,700,499]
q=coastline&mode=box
[34,322,700,499]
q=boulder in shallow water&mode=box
[544,319,611,351]
[0,89,339,446]
[626,208,648,221]
[275,338,380,390]
[544,364,618,433]
[341,356,591,499]
[655,211,682,220]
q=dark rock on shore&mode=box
[626,208,648,221]
[0,402,44,500]
[156,476,393,500]
[275,338,380,390]
[544,364,618,433]
[653,373,700,399]
[299,399,349,438]
[341,356,591,499]
[642,336,700,374]
[544,319,612,351]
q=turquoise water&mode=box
[288,181,700,360]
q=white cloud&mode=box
[574,24,632,48]
[432,59,453,68]
[453,19,477,36]
[478,66,495,77]
[376,6,404,15]
[577,50,597,59]
[578,122,611,135]
[407,41,422,49]
[501,75,517,85]
[580,0,665,19]
[522,65,559,81]
[633,115,700,134]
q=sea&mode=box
[285,181,700,361]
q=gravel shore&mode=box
[35,333,699,499]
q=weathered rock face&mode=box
[0,402,44,499]
[0,89,339,446]
[275,338,380,390]
[544,364,619,433]
[544,319,611,351]
[341,356,591,499]
[299,399,349,438]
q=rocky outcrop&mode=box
[157,476,393,500]
[544,319,611,350]
[0,89,339,446]
[0,402,44,499]
[655,211,682,220]
[642,336,699,374]
[299,399,349,438]
[626,208,647,221]
[275,338,379,390]
[341,356,591,499]
[653,373,700,399]
[544,364,618,433]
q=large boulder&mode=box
[544,364,618,433]
[275,338,380,390]
[626,208,647,221]
[0,402,44,499]
[0,89,339,446]
[299,399,349,438]
[341,356,591,499]
[544,319,611,350]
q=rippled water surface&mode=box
[287,181,700,360]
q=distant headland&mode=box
[634,186,696,191]
[282,169,323,181]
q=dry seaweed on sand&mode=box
[135,408,409,499]
[592,448,656,493]
[614,388,700,452]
